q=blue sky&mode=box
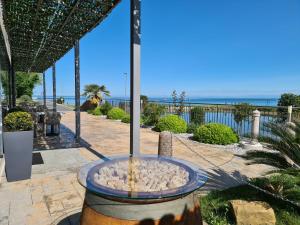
[35,0,300,98]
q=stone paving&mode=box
[0,112,273,225]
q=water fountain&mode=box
[78,155,207,225]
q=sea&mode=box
[35,96,279,107]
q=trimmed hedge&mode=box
[194,123,238,145]
[100,102,113,115]
[155,114,187,133]
[121,114,130,123]
[4,111,33,132]
[107,108,126,120]
[91,106,102,116]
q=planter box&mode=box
[4,130,33,182]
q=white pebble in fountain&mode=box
[94,159,190,192]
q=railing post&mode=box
[251,109,261,144]
[287,105,293,123]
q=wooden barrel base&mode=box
[80,191,203,225]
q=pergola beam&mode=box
[52,63,56,112]
[43,71,46,110]
[74,40,80,142]
[130,0,141,156]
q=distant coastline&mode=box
[35,96,278,107]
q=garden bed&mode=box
[200,185,300,225]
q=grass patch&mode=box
[200,185,300,225]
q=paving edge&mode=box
[0,157,5,184]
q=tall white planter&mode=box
[3,130,33,182]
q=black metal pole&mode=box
[52,63,56,112]
[130,0,141,156]
[74,40,80,142]
[43,72,46,110]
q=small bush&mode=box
[142,103,166,126]
[100,102,113,115]
[4,111,33,132]
[121,114,130,123]
[8,106,25,114]
[190,106,205,125]
[187,123,199,134]
[91,106,102,116]
[155,114,187,133]
[107,108,126,120]
[18,95,32,103]
[194,123,238,145]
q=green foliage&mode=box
[88,106,102,116]
[18,95,32,103]
[80,100,97,112]
[107,108,126,120]
[100,101,113,115]
[140,95,148,104]
[233,103,253,124]
[187,123,199,134]
[194,123,238,145]
[8,106,25,114]
[142,103,166,126]
[82,84,110,104]
[121,114,130,123]
[277,93,300,122]
[1,72,41,98]
[243,122,300,169]
[172,90,186,115]
[56,97,65,104]
[4,111,33,132]
[201,185,300,225]
[251,170,300,203]
[190,106,205,125]
[155,114,187,133]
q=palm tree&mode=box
[82,84,110,104]
[242,122,300,170]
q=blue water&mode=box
[35,96,278,107]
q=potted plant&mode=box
[3,111,33,182]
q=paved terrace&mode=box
[0,112,273,225]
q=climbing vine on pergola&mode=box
[1,0,120,72]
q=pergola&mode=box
[0,0,141,155]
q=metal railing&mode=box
[105,98,299,138]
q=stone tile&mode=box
[46,199,64,215]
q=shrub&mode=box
[187,123,199,134]
[87,109,93,114]
[91,106,102,116]
[4,111,33,132]
[194,123,238,145]
[18,95,32,103]
[190,106,205,125]
[107,108,126,120]
[121,114,130,123]
[121,115,144,125]
[155,114,187,133]
[100,101,113,115]
[80,100,97,112]
[8,106,25,114]
[143,103,166,126]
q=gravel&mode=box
[94,159,189,192]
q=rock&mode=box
[230,200,276,225]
